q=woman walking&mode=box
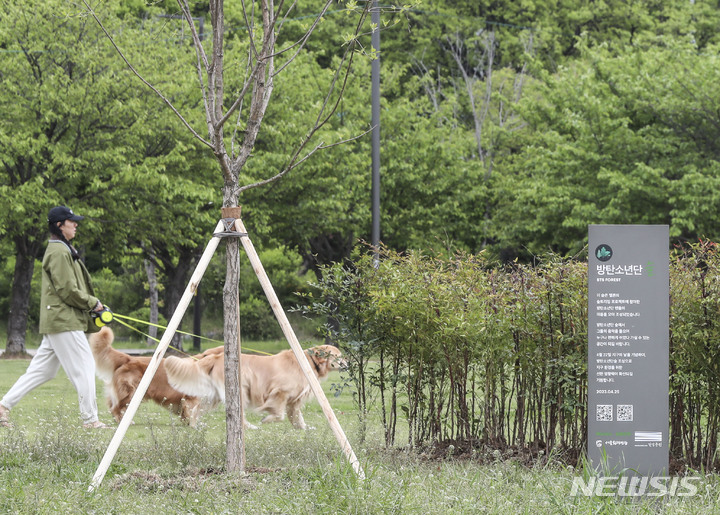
[0,206,109,429]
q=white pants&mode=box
[1,331,99,425]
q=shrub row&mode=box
[299,241,720,470]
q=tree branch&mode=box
[178,0,215,151]
[234,5,370,196]
[81,0,212,149]
[218,1,281,129]
[235,128,371,195]
[273,0,333,76]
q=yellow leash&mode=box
[110,313,273,357]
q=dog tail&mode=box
[89,326,114,348]
[165,355,225,404]
[88,326,120,382]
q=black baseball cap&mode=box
[48,206,84,223]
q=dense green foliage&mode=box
[3,1,720,340]
[299,242,720,470]
[493,38,720,258]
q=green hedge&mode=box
[300,242,720,470]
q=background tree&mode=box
[0,1,223,354]
[241,53,371,276]
[491,36,720,258]
[4,0,720,354]
[6,0,720,355]
[0,1,148,354]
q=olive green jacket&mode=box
[38,240,100,334]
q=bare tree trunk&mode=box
[222,203,245,473]
[163,251,195,352]
[4,247,36,356]
[443,30,532,247]
[444,31,495,167]
[144,255,159,345]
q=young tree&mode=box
[83,0,415,473]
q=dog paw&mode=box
[246,423,259,430]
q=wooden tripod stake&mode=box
[235,216,365,479]
[89,215,364,492]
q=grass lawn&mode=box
[1,357,718,514]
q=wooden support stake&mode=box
[234,218,366,479]
[89,220,225,492]
[90,216,364,491]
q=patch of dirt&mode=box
[417,439,702,474]
[418,438,580,468]
[245,466,282,474]
[195,466,282,475]
[669,457,690,475]
[0,352,33,360]
[108,466,282,492]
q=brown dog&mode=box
[164,345,344,429]
[88,327,223,427]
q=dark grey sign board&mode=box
[588,225,669,477]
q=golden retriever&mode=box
[164,345,344,430]
[88,327,223,427]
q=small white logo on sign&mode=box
[635,431,662,443]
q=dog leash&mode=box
[106,312,274,357]
[110,316,200,359]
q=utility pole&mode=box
[371,1,381,265]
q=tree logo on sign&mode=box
[595,244,613,262]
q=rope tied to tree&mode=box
[213,217,248,239]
